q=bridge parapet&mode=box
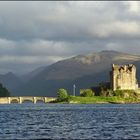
[0,96,56,104]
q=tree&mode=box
[57,88,68,101]
[80,89,95,97]
[106,89,113,97]
[99,82,109,97]
[0,83,10,97]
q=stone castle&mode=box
[110,64,139,91]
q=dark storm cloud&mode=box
[0,1,140,74]
[0,1,139,41]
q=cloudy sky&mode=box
[0,1,140,74]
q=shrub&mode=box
[99,89,114,97]
[113,90,136,98]
[80,89,95,97]
[113,90,124,97]
[57,88,68,102]
[98,83,113,97]
[99,90,107,97]
[106,89,114,97]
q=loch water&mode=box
[0,103,140,139]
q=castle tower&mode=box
[110,64,138,91]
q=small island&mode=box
[56,64,140,104]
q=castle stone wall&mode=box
[110,64,138,91]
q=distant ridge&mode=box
[1,50,140,96]
[0,72,23,95]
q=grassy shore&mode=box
[62,96,140,104]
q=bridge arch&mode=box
[22,99,34,104]
[36,99,45,103]
[21,97,34,104]
[10,98,20,103]
[36,97,45,103]
[10,99,19,103]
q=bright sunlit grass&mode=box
[67,96,140,104]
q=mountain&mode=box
[21,66,46,82]
[0,72,23,95]
[13,50,140,97]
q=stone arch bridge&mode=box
[0,96,56,104]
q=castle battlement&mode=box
[110,64,138,91]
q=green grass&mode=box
[55,88,140,104]
[66,96,140,104]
